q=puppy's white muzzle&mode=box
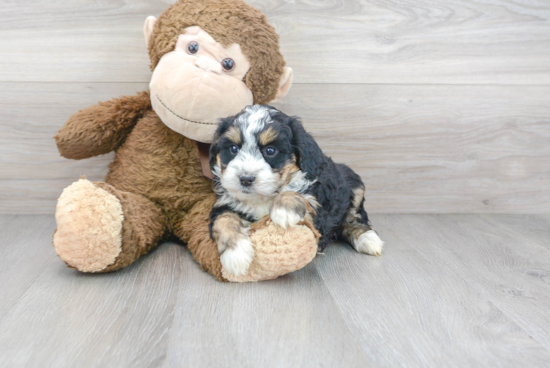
[221,151,279,198]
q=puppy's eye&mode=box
[265,147,277,156]
[230,145,239,154]
[221,58,235,71]
[187,41,199,55]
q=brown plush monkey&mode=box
[52,0,319,282]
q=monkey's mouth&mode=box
[155,95,216,126]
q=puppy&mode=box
[209,105,384,276]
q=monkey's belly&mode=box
[105,111,214,219]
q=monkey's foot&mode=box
[53,178,165,273]
[53,179,124,272]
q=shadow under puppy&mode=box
[209,105,384,276]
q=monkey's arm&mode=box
[55,91,151,159]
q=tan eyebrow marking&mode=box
[225,126,242,145]
[216,153,223,171]
[259,126,278,146]
[279,155,300,185]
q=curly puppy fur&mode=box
[209,106,384,272]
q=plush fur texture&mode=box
[147,0,285,104]
[209,106,384,260]
[56,107,225,277]
[52,0,317,281]
[94,181,168,272]
[55,92,151,160]
[54,179,124,272]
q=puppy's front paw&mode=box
[220,237,254,276]
[270,192,307,229]
[355,230,384,256]
[270,207,303,229]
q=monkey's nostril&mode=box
[239,175,255,187]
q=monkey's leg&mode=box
[176,194,320,282]
[53,178,167,272]
[174,195,226,281]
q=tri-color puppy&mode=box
[209,105,384,276]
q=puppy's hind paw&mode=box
[220,237,254,276]
[355,230,384,256]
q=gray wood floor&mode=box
[1,214,549,367]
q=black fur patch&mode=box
[209,106,372,249]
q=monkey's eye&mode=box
[230,145,239,154]
[265,147,277,156]
[187,41,199,55]
[221,58,235,71]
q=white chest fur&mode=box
[214,170,315,221]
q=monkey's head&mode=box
[144,0,293,143]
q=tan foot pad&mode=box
[53,179,124,272]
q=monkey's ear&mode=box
[272,67,293,102]
[143,16,158,47]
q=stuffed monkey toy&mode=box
[53,0,319,282]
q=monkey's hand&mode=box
[55,91,151,160]
[270,191,313,229]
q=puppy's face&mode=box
[210,106,299,201]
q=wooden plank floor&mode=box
[1,214,549,367]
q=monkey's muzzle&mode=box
[150,51,253,143]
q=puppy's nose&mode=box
[240,175,256,187]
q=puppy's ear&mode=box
[287,117,325,179]
[210,116,234,171]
